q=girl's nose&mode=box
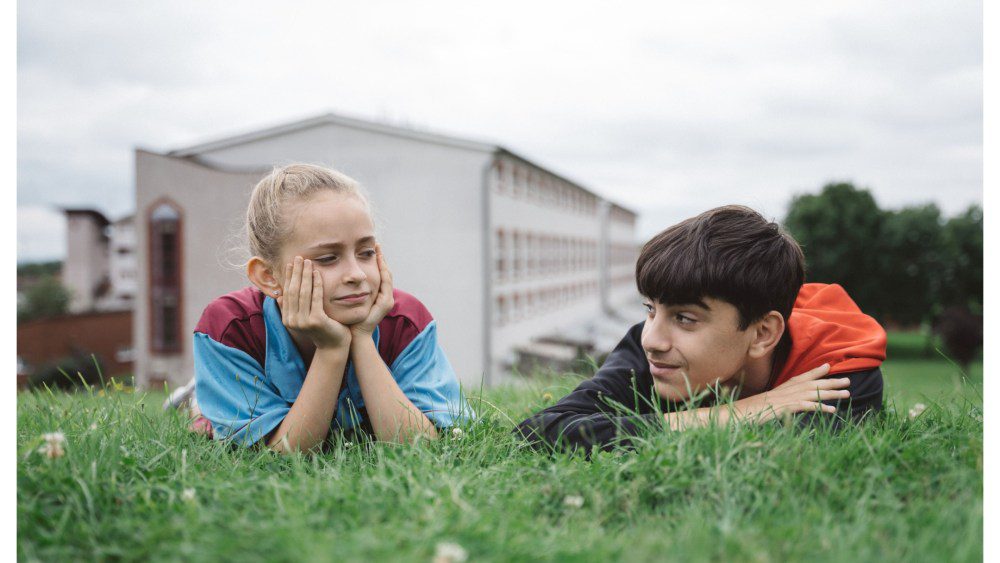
[342,257,367,283]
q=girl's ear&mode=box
[247,256,282,296]
[747,311,785,360]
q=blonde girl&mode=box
[191,164,471,452]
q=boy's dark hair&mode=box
[636,205,805,330]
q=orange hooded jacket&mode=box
[773,283,887,387]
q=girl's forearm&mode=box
[350,338,438,443]
[267,346,350,453]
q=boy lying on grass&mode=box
[516,205,887,452]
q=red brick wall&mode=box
[17,311,133,381]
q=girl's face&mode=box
[276,190,381,326]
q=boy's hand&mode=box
[351,244,395,339]
[732,363,850,423]
[277,256,351,350]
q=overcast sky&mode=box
[16,0,982,262]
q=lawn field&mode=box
[17,334,982,562]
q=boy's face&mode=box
[640,297,756,401]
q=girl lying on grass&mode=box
[187,164,472,453]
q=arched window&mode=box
[149,202,182,353]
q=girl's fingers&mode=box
[374,244,394,302]
[311,268,324,317]
[299,259,313,315]
[285,259,301,318]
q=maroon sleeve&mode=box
[193,287,268,369]
[376,289,434,367]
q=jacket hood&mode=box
[774,283,887,387]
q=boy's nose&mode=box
[641,319,672,354]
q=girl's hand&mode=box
[277,256,351,350]
[732,363,850,423]
[351,244,394,338]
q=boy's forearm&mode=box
[268,346,349,453]
[351,338,438,443]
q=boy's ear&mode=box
[247,256,283,296]
[747,311,785,359]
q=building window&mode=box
[496,295,508,326]
[149,202,182,353]
[495,229,507,282]
[526,233,536,278]
[494,161,506,194]
[512,231,522,280]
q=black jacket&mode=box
[515,322,884,452]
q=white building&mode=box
[133,112,639,390]
[62,209,136,313]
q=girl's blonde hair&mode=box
[245,163,372,265]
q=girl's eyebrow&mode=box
[307,236,376,250]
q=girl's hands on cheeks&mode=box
[351,244,394,338]
[277,256,351,350]
[732,363,850,423]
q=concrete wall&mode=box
[190,123,493,386]
[104,218,137,310]
[64,213,109,313]
[134,150,260,388]
[487,157,608,381]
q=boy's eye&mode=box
[314,255,338,264]
[675,314,695,325]
[359,249,376,259]
[643,302,654,316]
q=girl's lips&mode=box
[334,292,370,305]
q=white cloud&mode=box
[16,0,982,261]
[17,205,66,263]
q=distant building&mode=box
[133,112,640,390]
[62,209,136,312]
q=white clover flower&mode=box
[563,495,585,509]
[451,427,464,439]
[433,542,468,563]
[181,488,196,502]
[909,403,927,419]
[344,441,353,449]
[89,422,98,431]
[38,431,66,459]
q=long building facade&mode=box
[133,112,639,390]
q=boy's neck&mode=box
[737,354,775,397]
[737,332,793,397]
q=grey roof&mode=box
[165,110,637,217]
[167,111,498,157]
[62,208,111,226]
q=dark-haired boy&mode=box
[516,205,886,451]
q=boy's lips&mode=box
[648,359,683,378]
[333,292,370,305]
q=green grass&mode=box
[18,347,982,562]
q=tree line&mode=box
[784,182,983,328]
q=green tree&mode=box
[18,275,71,323]
[783,182,887,318]
[878,204,947,325]
[940,204,983,312]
